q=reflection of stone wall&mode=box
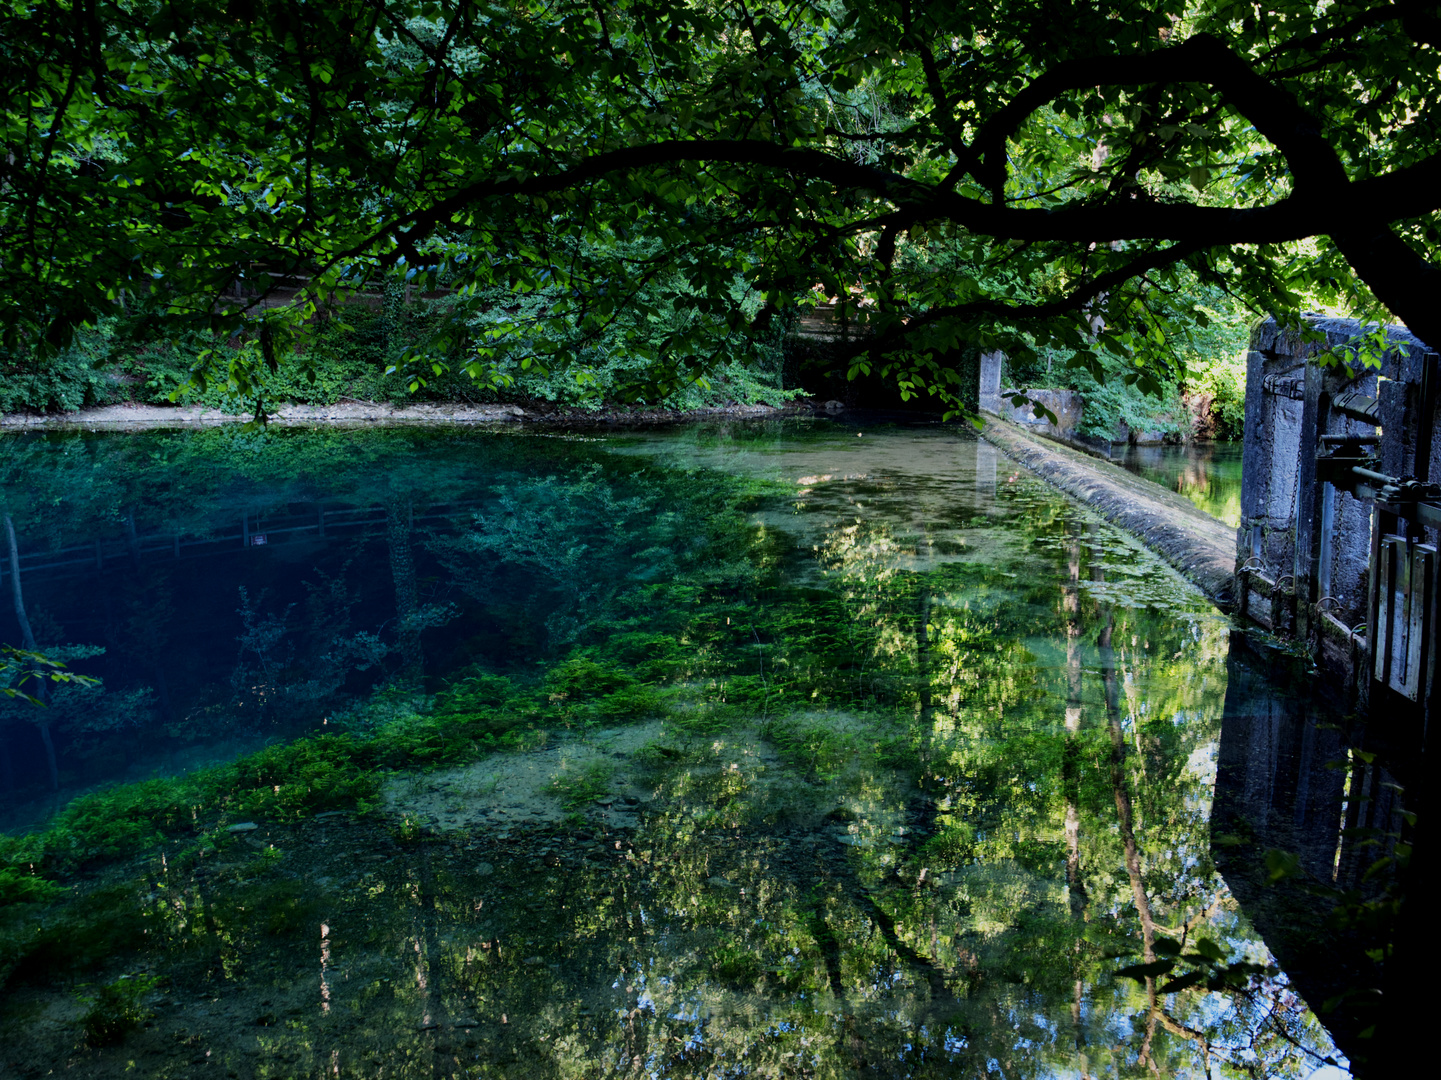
[978,349,1191,457]
[1212,636,1398,1067]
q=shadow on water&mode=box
[1211,637,1412,1076]
[0,419,1405,1076]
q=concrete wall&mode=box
[979,350,1194,455]
[993,388,1083,435]
[991,388,1119,457]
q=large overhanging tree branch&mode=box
[2,0,1439,407]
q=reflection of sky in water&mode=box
[0,421,1349,1077]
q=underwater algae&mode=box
[0,421,1342,1077]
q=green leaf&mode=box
[1265,848,1303,883]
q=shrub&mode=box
[709,943,764,985]
[1187,353,1248,440]
[78,973,162,1045]
[0,321,120,414]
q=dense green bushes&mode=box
[2,298,799,416]
[0,322,120,414]
[1004,283,1253,441]
[1187,356,1249,440]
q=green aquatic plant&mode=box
[0,423,1356,1076]
[544,657,636,701]
[0,865,62,906]
[76,972,162,1045]
[548,760,615,812]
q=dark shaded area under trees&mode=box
[3,1,1438,415]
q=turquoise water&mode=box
[0,421,1355,1077]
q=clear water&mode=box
[0,421,1351,1077]
[1117,443,1245,527]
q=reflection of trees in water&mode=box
[1120,444,1246,527]
[0,429,1342,1073]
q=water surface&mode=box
[0,421,1349,1077]
[1117,443,1244,527]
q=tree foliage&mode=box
[3,0,1439,409]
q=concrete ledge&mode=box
[980,414,1237,607]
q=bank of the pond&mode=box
[981,415,1238,606]
[0,398,808,429]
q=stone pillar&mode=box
[978,351,1004,414]
[1237,348,1270,620]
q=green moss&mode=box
[225,734,382,819]
[591,684,664,722]
[633,741,703,770]
[0,866,63,906]
[544,657,637,701]
[762,718,858,778]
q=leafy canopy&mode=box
[3,0,1439,410]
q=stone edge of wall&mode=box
[980,414,1237,608]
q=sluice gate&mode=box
[1238,316,1440,740]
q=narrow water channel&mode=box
[0,421,1357,1077]
[1117,443,1245,527]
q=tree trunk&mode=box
[1062,538,1087,917]
[35,719,57,792]
[914,587,935,785]
[5,512,57,789]
[1097,602,1162,1067]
